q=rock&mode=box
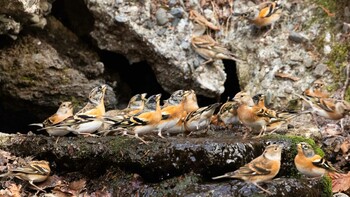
[88,0,227,97]
[313,63,329,77]
[0,133,331,196]
[0,0,53,36]
[170,7,183,18]
[0,16,117,127]
[288,31,309,43]
[156,8,169,26]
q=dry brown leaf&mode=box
[69,179,86,191]
[275,72,300,81]
[36,175,63,190]
[0,183,22,197]
[341,139,350,154]
[320,5,335,17]
[329,172,350,193]
[8,184,21,197]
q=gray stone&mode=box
[288,31,309,43]
[155,8,169,26]
[313,63,329,77]
[170,7,183,18]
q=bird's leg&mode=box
[201,58,214,66]
[263,24,274,37]
[253,182,272,195]
[157,129,165,139]
[135,133,150,144]
[29,181,45,192]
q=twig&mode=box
[341,63,350,100]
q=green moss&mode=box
[155,174,200,196]
[310,0,350,101]
[321,175,332,197]
[265,134,324,156]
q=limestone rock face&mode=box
[0,15,117,122]
[87,0,226,97]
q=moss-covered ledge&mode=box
[0,133,331,196]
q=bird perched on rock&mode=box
[191,35,240,65]
[108,94,162,144]
[29,102,74,136]
[105,93,147,117]
[184,103,221,134]
[42,84,108,136]
[252,94,298,133]
[212,144,283,195]
[234,1,283,36]
[294,142,342,177]
[294,93,350,121]
[233,91,276,138]
[303,79,330,99]
[213,100,240,128]
[101,93,147,134]
[156,90,190,137]
[164,90,199,134]
[0,160,50,191]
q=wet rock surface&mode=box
[0,132,330,196]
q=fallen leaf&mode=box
[320,5,335,17]
[275,72,300,81]
[36,175,63,190]
[69,179,86,192]
[329,172,350,193]
[341,139,350,154]
[0,183,22,197]
[8,183,21,197]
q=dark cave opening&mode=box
[222,60,241,101]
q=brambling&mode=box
[303,79,330,99]
[212,144,283,195]
[105,93,147,117]
[162,90,185,108]
[156,90,190,137]
[184,103,221,134]
[215,100,240,128]
[234,1,282,36]
[0,160,50,191]
[102,93,147,133]
[191,35,240,65]
[252,94,298,133]
[43,84,107,136]
[233,92,276,138]
[111,94,162,144]
[164,90,200,134]
[294,142,342,177]
[294,93,350,120]
[30,101,74,136]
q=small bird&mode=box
[184,103,221,134]
[105,93,147,117]
[110,94,162,144]
[252,94,298,133]
[294,142,342,177]
[212,144,283,195]
[43,84,107,136]
[233,92,276,138]
[303,79,330,99]
[0,160,50,191]
[214,100,240,128]
[156,90,189,137]
[294,93,350,120]
[29,102,74,136]
[234,1,282,36]
[101,93,147,134]
[164,90,200,134]
[191,35,240,65]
